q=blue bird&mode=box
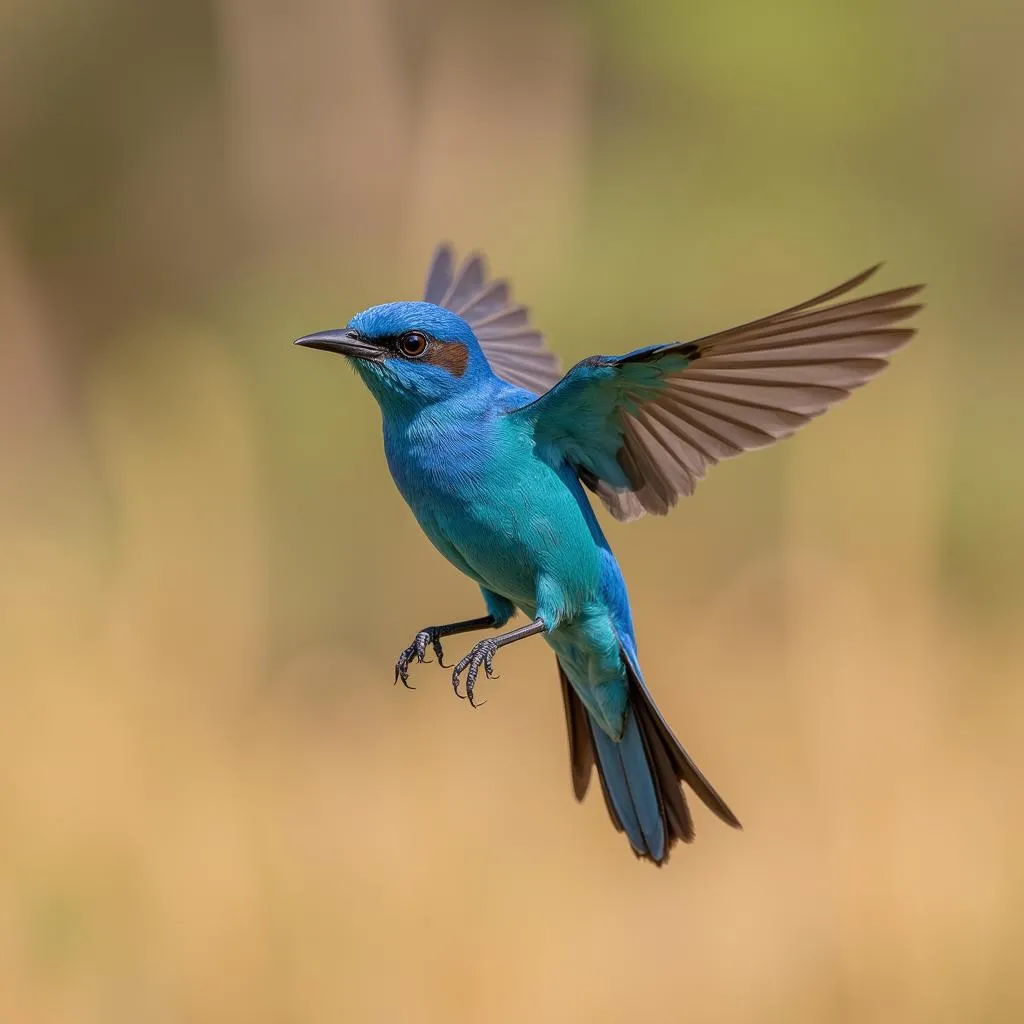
[295,245,922,864]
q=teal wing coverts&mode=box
[514,266,923,520]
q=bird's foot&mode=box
[394,627,447,689]
[451,638,499,707]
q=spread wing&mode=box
[424,243,562,396]
[511,265,924,521]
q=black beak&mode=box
[293,328,382,360]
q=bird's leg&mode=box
[452,618,547,707]
[394,615,498,689]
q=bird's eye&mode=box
[398,331,429,358]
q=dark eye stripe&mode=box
[377,332,468,377]
[424,341,469,377]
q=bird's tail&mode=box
[559,653,741,865]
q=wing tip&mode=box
[423,242,456,303]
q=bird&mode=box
[294,244,923,864]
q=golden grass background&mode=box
[1,1,1022,1020]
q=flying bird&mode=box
[294,245,922,864]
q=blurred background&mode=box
[2,0,1022,1021]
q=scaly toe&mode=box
[464,651,489,708]
[413,630,433,664]
[451,658,469,699]
[431,636,448,667]
[466,672,487,708]
[394,652,416,690]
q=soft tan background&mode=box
[2,1,1022,1021]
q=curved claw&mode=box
[394,628,444,690]
[394,645,418,690]
[430,635,449,668]
[451,653,469,699]
[451,639,499,708]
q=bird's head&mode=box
[294,301,492,413]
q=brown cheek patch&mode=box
[426,341,469,377]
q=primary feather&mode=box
[513,264,923,519]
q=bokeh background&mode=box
[2,1,1023,1021]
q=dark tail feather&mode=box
[558,661,594,801]
[558,656,741,865]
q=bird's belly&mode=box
[417,491,548,609]
[407,461,602,620]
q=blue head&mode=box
[294,301,496,416]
